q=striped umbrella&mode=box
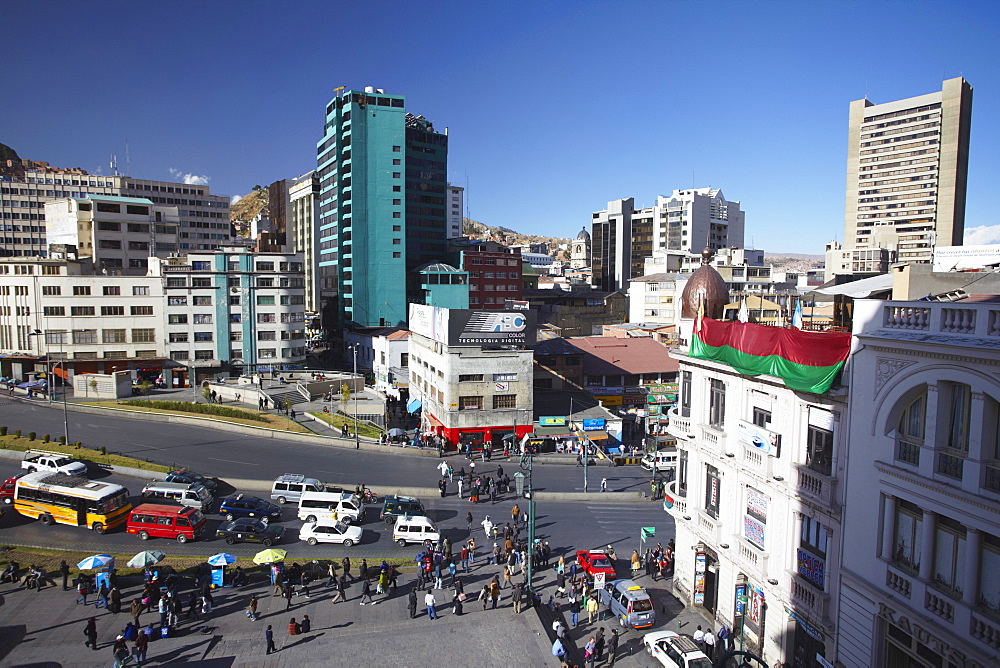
[77,554,114,570]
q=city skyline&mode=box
[5,1,1000,254]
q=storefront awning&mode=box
[425,412,444,428]
[533,425,574,438]
[406,398,422,414]
[583,430,609,440]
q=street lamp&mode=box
[517,448,536,595]
[350,344,360,450]
[28,328,83,446]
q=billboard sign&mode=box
[582,419,606,431]
[538,416,566,426]
[409,305,537,347]
[736,420,779,457]
[933,244,1000,271]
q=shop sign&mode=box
[748,586,765,627]
[494,382,509,392]
[736,420,779,456]
[588,386,624,395]
[734,583,747,619]
[694,552,706,605]
[597,396,623,406]
[582,419,605,431]
[796,548,825,587]
[539,416,566,426]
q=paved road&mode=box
[0,462,674,563]
[0,398,654,495]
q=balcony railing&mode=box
[937,450,965,481]
[796,465,834,507]
[884,305,931,330]
[895,435,922,466]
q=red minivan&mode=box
[1,474,23,506]
[127,504,207,543]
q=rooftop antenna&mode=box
[125,139,130,177]
[110,154,118,176]
[865,78,869,100]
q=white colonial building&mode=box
[664,255,846,667]
[836,298,1000,668]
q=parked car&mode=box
[599,579,656,629]
[299,520,362,546]
[141,481,213,511]
[165,468,219,495]
[380,495,426,524]
[392,515,439,546]
[21,450,87,476]
[215,517,284,546]
[298,491,364,524]
[270,474,325,504]
[127,504,207,543]
[219,494,282,523]
[576,549,617,580]
[642,630,712,668]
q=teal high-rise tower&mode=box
[317,87,448,330]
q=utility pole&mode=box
[518,447,535,595]
[352,345,360,450]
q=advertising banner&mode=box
[736,420,779,456]
[538,416,566,426]
[796,548,825,587]
[582,419,606,431]
[694,552,706,605]
[447,309,537,347]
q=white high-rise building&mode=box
[288,171,319,312]
[447,183,464,239]
[844,77,973,266]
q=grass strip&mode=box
[80,400,312,434]
[0,434,171,472]
[309,411,383,438]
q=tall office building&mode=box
[446,183,465,239]
[844,77,972,265]
[591,188,744,293]
[288,171,319,312]
[316,86,449,329]
[0,162,231,257]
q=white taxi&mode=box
[298,520,363,547]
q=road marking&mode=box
[208,457,259,466]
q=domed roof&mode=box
[576,227,591,241]
[415,262,461,273]
[680,248,729,319]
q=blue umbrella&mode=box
[207,553,237,567]
[77,554,114,570]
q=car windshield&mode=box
[631,598,653,611]
[591,557,611,568]
[238,520,265,531]
[190,510,205,524]
[334,521,349,532]
[313,482,325,492]
[689,659,713,668]
[53,457,74,466]
[253,500,271,510]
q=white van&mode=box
[271,474,325,505]
[141,482,213,511]
[393,515,440,546]
[297,491,364,524]
[641,450,678,473]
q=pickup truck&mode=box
[21,450,88,476]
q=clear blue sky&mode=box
[5,0,1000,254]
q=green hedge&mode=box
[120,400,271,423]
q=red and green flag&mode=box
[691,317,852,394]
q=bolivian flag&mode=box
[691,317,852,394]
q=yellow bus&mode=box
[14,472,132,534]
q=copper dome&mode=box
[680,247,729,319]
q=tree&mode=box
[340,383,351,407]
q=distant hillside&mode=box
[0,142,20,163]
[229,187,268,238]
[463,218,571,254]
[765,252,825,272]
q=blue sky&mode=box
[5,0,1000,254]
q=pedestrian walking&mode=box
[460,545,470,573]
[512,582,524,614]
[425,591,438,620]
[341,556,352,581]
[601,477,607,492]
[607,629,620,666]
[489,581,500,609]
[704,628,717,661]
[586,595,598,624]
[453,590,464,615]
[595,627,606,660]
[187,591,200,621]
[466,511,473,534]
[95,582,109,609]
[112,635,130,667]
[60,560,70,590]
[84,617,98,650]
[265,625,277,654]
[130,598,142,629]
[359,577,374,605]
[332,575,347,603]
[438,478,447,498]
[325,561,337,587]
[247,595,259,621]
[408,587,418,618]
[693,625,705,649]
[109,585,122,614]
[132,630,149,665]
[584,637,597,668]
[283,582,294,610]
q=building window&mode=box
[709,379,725,427]
[258,331,276,341]
[945,382,971,451]
[43,306,66,316]
[230,331,242,342]
[194,332,213,342]
[459,374,484,382]
[259,348,276,359]
[752,407,771,428]
[168,296,187,306]
[169,333,188,343]
[933,516,967,596]
[42,286,61,296]
[799,515,829,588]
[678,371,691,418]
[704,465,721,519]
[678,449,688,497]
[171,351,189,361]
[193,314,212,324]
[459,396,483,411]
[168,314,188,324]
[73,330,97,344]
[400,353,408,367]
[257,295,275,306]
[70,306,96,316]
[743,487,767,550]
[493,373,518,382]
[981,532,1000,615]
[566,356,580,366]
[73,286,91,296]
[893,498,923,573]
[132,329,155,343]
[806,425,833,476]
[101,306,125,316]
[194,350,213,360]
[103,286,121,296]
[193,296,212,306]
[133,286,150,296]
[102,329,127,344]
[131,306,154,315]
[493,394,516,409]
